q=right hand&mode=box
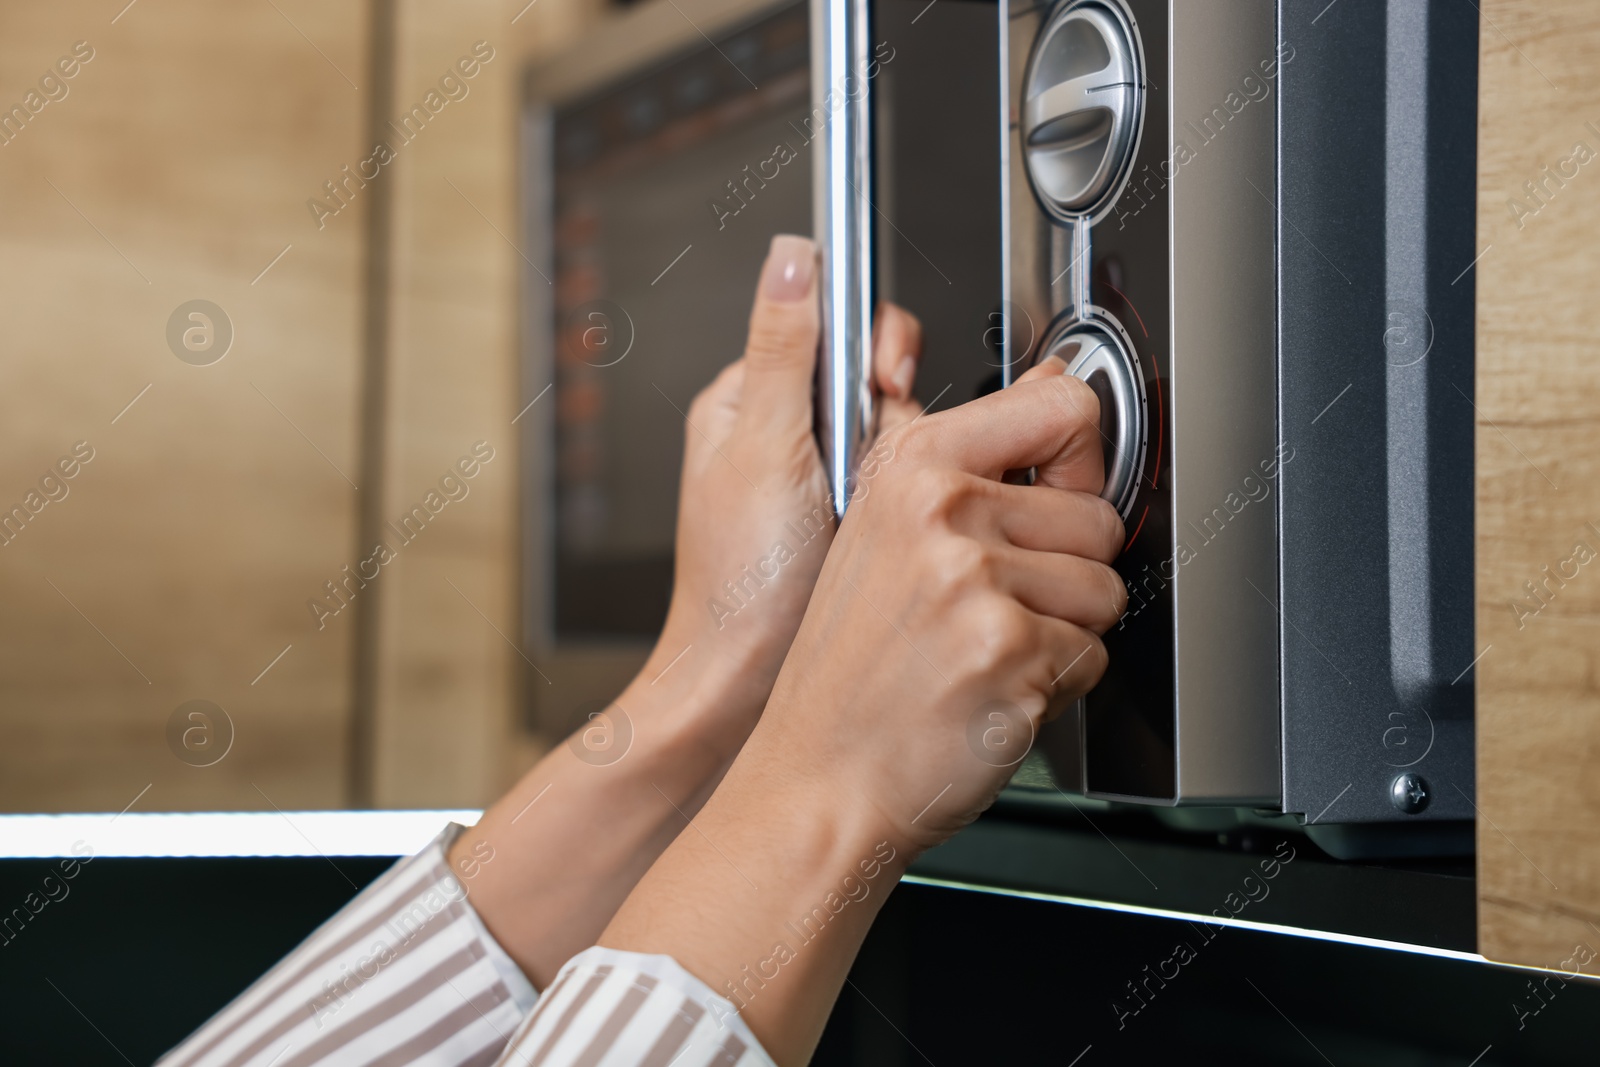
[746,355,1127,855]
[597,356,1128,1064]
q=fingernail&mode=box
[761,235,814,302]
[892,353,916,398]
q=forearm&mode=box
[598,730,911,1066]
[449,634,755,990]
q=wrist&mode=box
[718,737,913,883]
[631,613,782,763]
[601,736,909,1064]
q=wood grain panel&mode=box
[0,0,369,812]
[0,0,618,815]
[363,0,604,808]
[1477,0,1600,967]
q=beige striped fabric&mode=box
[157,825,538,1067]
[487,949,776,1067]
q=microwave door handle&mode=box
[812,0,875,519]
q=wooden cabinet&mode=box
[1476,0,1600,969]
[0,0,600,814]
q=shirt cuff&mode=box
[491,946,778,1067]
[158,822,537,1067]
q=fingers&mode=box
[1033,614,1109,701]
[1009,354,1112,495]
[985,481,1124,563]
[873,302,922,400]
[873,302,924,434]
[737,234,820,439]
[903,367,1106,494]
[1012,354,1068,385]
[993,544,1127,634]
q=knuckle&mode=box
[889,417,934,464]
[906,464,969,523]
[744,305,815,366]
[1056,635,1109,698]
[1050,373,1102,432]
[942,536,994,588]
[969,599,1035,672]
[878,421,915,466]
[994,608,1038,666]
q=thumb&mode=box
[910,361,1104,493]
[737,234,820,438]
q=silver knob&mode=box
[1022,0,1145,223]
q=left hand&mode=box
[645,233,925,753]
[449,234,922,987]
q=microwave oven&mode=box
[521,0,1478,851]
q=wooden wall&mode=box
[0,0,368,813]
[0,0,600,814]
[363,0,603,808]
[1476,0,1600,968]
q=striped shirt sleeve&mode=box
[488,947,777,1067]
[157,824,538,1067]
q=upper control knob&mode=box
[1021,0,1144,223]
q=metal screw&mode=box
[1389,772,1431,815]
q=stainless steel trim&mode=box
[812,0,876,516]
[1167,0,1280,803]
[998,0,1015,381]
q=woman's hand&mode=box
[600,357,1124,1063]
[753,355,1125,852]
[448,235,923,988]
[643,233,925,757]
